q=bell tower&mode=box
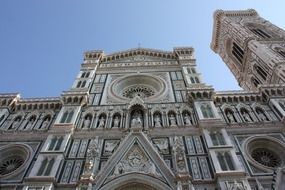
[211,9,285,91]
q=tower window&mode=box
[232,42,244,64]
[252,77,261,88]
[250,28,271,39]
[255,65,267,81]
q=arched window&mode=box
[210,131,225,146]
[81,80,86,88]
[54,137,63,150]
[250,28,271,38]
[195,77,200,83]
[37,158,48,175]
[85,72,90,78]
[44,158,54,176]
[232,42,244,64]
[60,110,74,123]
[81,72,86,78]
[66,110,74,123]
[187,68,191,74]
[251,77,261,88]
[190,77,195,83]
[191,68,196,73]
[76,81,82,88]
[201,104,214,119]
[60,111,68,123]
[48,137,57,151]
[37,157,55,176]
[217,152,235,171]
[254,65,267,81]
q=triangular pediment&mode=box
[100,48,177,63]
[93,132,175,190]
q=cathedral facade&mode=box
[0,9,285,190]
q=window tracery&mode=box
[122,85,155,99]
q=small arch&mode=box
[97,113,107,128]
[224,108,237,123]
[182,110,192,125]
[240,108,252,122]
[112,113,121,128]
[255,107,269,121]
[153,111,162,128]
[168,111,177,127]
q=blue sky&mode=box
[0,0,285,98]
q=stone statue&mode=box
[83,115,91,128]
[113,116,120,128]
[242,112,251,122]
[98,116,105,128]
[169,114,177,126]
[131,110,143,128]
[25,117,35,130]
[183,113,192,125]
[227,112,235,123]
[10,117,21,130]
[41,117,50,129]
[256,110,267,121]
[154,114,162,127]
[114,161,124,175]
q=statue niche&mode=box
[130,109,144,129]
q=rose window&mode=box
[0,144,32,177]
[251,148,281,168]
[122,85,155,99]
[109,74,167,102]
[0,156,24,175]
[244,136,285,170]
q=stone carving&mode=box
[242,111,251,122]
[226,181,246,190]
[169,114,177,126]
[40,116,51,130]
[131,110,143,128]
[98,116,106,128]
[24,117,35,130]
[256,109,268,121]
[83,115,92,128]
[113,145,158,176]
[154,114,162,127]
[9,117,21,130]
[153,138,169,154]
[183,113,192,125]
[113,116,120,128]
[173,136,187,173]
[103,140,120,156]
[226,111,236,123]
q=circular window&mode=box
[109,74,167,102]
[0,144,32,178]
[251,148,281,168]
[243,136,285,171]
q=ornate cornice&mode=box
[211,9,258,52]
